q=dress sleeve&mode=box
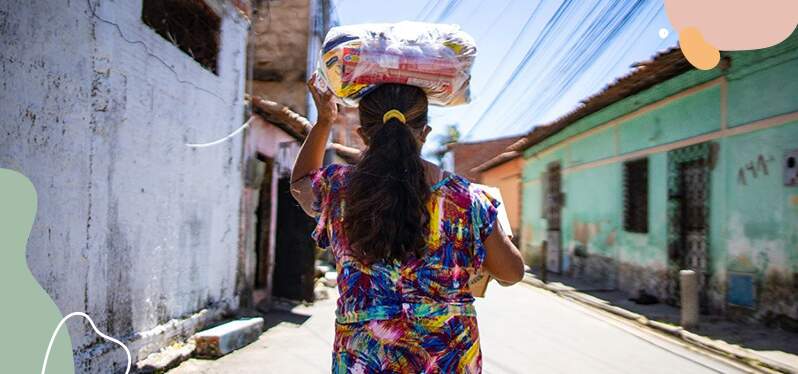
[470,186,500,270]
[309,164,343,248]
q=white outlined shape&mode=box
[41,312,131,374]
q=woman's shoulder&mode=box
[437,173,482,201]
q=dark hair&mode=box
[344,84,430,262]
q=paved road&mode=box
[171,283,752,373]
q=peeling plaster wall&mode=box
[0,0,249,371]
[520,31,798,322]
[249,0,311,114]
[722,122,798,321]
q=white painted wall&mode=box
[0,0,249,372]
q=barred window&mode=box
[142,0,221,74]
[623,158,648,233]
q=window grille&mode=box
[142,0,221,74]
[623,158,648,233]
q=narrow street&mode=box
[171,282,751,373]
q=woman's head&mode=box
[344,84,431,262]
[357,84,430,145]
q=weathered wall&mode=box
[480,157,523,235]
[520,31,798,321]
[0,0,249,371]
[250,0,311,113]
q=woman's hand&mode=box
[308,74,338,125]
[290,74,337,207]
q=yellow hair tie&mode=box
[382,109,406,124]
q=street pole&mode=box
[680,270,699,328]
[541,240,548,283]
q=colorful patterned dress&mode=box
[310,164,499,374]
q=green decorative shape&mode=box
[0,169,74,373]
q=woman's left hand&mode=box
[308,73,338,125]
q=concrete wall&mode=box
[0,1,249,371]
[520,31,798,322]
[250,0,311,114]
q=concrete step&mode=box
[194,318,264,358]
[135,341,196,373]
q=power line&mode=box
[500,1,641,129]
[468,0,660,138]
[435,0,462,22]
[460,0,544,139]
[464,0,577,138]
[417,0,442,21]
[500,0,651,134]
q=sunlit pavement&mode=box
[170,283,751,373]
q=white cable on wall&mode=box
[185,120,251,148]
[41,312,131,374]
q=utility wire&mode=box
[435,0,462,22]
[500,0,643,130]
[417,0,442,21]
[501,0,650,133]
[468,0,660,138]
[460,0,544,139]
[464,0,576,138]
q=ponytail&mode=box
[344,85,430,262]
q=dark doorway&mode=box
[666,143,712,311]
[271,177,317,302]
[254,158,274,291]
[544,162,563,273]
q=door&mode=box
[254,158,274,291]
[544,162,563,273]
[667,143,712,310]
[272,176,317,302]
[680,159,710,309]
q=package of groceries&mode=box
[315,22,477,107]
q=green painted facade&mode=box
[520,31,798,321]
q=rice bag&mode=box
[316,22,477,107]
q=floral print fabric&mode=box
[310,164,499,373]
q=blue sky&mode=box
[333,0,679,148]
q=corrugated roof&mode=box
[472,150,522,173]
[478,47,692,171]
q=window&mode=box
[623,158,648,233]
[142,0,221,74]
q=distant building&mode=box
[473,150,524,242]
[484,31,798,324]
[249,0,336,114]
[241,0,337,307]
[443,136,523,182]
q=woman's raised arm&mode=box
[291,75,338,183]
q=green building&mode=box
[508,31,798,323]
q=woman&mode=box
[291,77,525,373]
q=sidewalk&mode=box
[170,282,755,374]
[524,271,798,373]
[169,297,336,374]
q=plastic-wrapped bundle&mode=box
[316,22,477,107]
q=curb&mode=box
[522,274,796,374]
